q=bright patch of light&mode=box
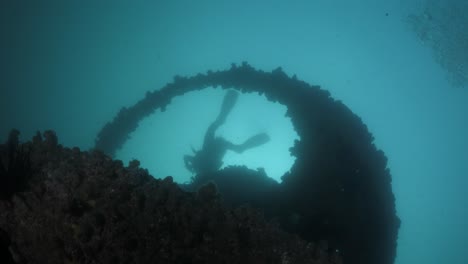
[217,91,299,182]
[116,88,299,183]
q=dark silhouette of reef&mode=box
[0,131,341,264]
[95,62,400,264]
[0,130,32,201]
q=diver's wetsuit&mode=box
[184,90,269,175]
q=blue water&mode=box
[1,1,467,263]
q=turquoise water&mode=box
[2,1,467,263]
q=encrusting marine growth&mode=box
[0,62,400,264]
[94,62,401,264]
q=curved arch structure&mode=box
[95,62,400,264]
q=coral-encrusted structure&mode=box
[95,63,400,264]
[0,131,341,264]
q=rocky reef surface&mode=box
[0,63,400,264]
[0,130,341,264]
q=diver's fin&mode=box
[237,133,270,153]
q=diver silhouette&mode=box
[184,90,270,176]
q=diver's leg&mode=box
[216,90,238,124]
[203,90,239,147]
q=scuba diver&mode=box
[184,90,270,176]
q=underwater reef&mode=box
[95,62,400,264]
[1,63,400,264]
[0,130,341,264]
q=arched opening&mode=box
[115,87,299,183]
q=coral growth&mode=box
[0,133,341,264]
[0,130,32,200]
[0,63,400,264]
